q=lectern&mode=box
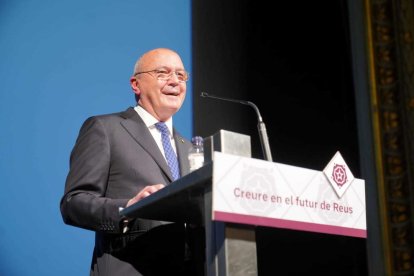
[120,130,367,276]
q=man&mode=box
[60,48,197,275]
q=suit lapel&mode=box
[174,129,190,176]
[120,108,174,182]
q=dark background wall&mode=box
[192,1,367,275]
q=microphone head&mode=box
[200,92,209,97]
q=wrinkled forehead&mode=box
[139,49,184,71]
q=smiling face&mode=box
[130,48,187,122]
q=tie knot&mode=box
[155,122,169,135]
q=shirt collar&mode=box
[134,105,174,134]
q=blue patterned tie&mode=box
[155,122,180,181]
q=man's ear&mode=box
[130,77,141,96]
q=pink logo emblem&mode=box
[332,164,347,187]
[324,151,355,198]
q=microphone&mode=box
[200,92,273,162]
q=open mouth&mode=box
[163,91,179,96]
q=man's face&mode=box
[131,49,187,121]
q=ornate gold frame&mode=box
[365,0,414,274]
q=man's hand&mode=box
[126,184,165,207]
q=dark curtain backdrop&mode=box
[192,1,367,275]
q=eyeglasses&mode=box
[134,67,189,82]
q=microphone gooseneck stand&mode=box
[200,92,273,162]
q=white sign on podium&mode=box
[212,151,366,238]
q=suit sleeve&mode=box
[60,116,128,233]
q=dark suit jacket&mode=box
[60,107,193,275]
